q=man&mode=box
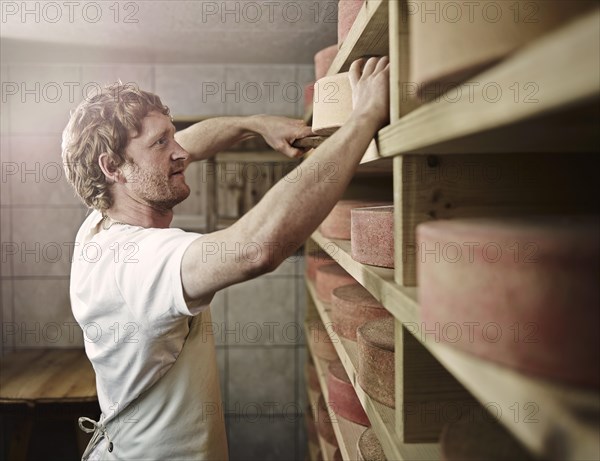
[63,57,389,460]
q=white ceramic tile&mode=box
[155,64,226,117]
[11,207,86,277]
[1,64,10,134]
[9,65,80,134]
[1,280,15,354]
[228,347,296,414]
[80,64,154,97]
[225,65,297,117]
[227,415,298,461]
[0,134,10,205]
[268,256,297,277]
[227,276,297,346]
[215,346,227,410]
[13,278,84,348]
[9,134,82,206]
[0,207,12,277]
[296,347,308,412]
[210,290,226,346]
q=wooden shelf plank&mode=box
[305,0,388,123]
[426,342,600,461]
[311,231,419,324]
[308,235,600,460]
[378,8,600,156]
[305,287,440,461]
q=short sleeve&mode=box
[112,227,206,323]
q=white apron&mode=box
[78,310,228,460]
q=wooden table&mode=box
[0,349,98,460]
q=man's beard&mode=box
[126,162,191,211]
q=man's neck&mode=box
[104,201,173,229]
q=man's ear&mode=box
[98,153,123,183]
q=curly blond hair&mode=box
[62,83,170,212]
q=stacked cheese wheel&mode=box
[410,1,596,97]
[417,216,599,387]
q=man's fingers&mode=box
[374,56,389,73]
[297,125,315,138]
[361,57,379,78]
[349,58,365,87]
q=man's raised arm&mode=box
[175,115,314,164]
[181,57,390,304]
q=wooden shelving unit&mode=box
[379,9,600,156]
[304,0,388,123]
[302,2,600,461]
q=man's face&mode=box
[121,111,190,211]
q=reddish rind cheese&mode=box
[417,217,600,387]
[314,44,338,80]
[307,319,338,362]
[357,318,395,408]
[351,206,395,268]
[316,264,356,303]
[410,1,596,98]
[440,415,534,461]
[327,360,370,426]
[338,0,365,47]
[331,283,391,341]
[305,361,320,392]
[321,200,391,240]
[357,428,387,461]
[306,250,336,281]
[304,82,315,114]
[316,394,338,446]
[305,407,318,444]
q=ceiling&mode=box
[0,0,339,64]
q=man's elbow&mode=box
[243,243,284,278]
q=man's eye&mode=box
[155,138,167,146]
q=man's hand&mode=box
[349,57,390,131]
[249,115,314,159]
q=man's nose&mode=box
[172,141,190,161]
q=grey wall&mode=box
[0,61,313,460]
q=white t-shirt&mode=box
[70,210,208,424]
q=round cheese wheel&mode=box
[316,264,356,303]
[338,0,365,47]
[327,360,370,426]
[357,428,387,461]
[321,200,391,240]
[331,283,391,341]
[307,319,338,361]
[306,250,336,281]
[305,360,320,392]
[315,44,338,80]
[417,216,600,387]
[312,72,352,136]
[333,448,343,461]
[410,1,596,97]
[304,82,315,114]
[316,394,338,446]
[351,205,395,268]
[357,317,395,408]
[305,407,318,444]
